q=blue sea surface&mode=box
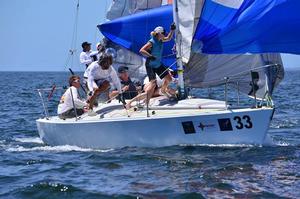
[0,71,299,198]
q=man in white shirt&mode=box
[79,41,99,68]
[57,76,88,119]
[85,53,122,109]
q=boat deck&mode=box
[93,97,228,120]
[39,97,257,123]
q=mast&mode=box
[173,0,187,99]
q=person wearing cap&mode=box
[80,41,100,68]
[110,66,138,100]
[96,42,106,59]
[57,75,88,119]
[139,23,176,102]
[85,53,122,112]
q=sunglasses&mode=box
[73,79,80,83]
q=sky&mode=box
[0,0,111,72]
[0,0,299,71]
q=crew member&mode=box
[110,66,138,100]
[85,53,122,111]
[139,23,176,102]
[125,75,176,109]
[57,75,88,119]
[80,41,99,68]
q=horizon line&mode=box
[1,68,300,72]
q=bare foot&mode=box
[159,89,173,98]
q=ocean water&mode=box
[0,71,299,198]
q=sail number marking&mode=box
[233,115,253,129]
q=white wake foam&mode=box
[6,145,113,153]
[14,137,44,144]
[273,141,291,147]
[263,134,292,146]
[179,143,255,147]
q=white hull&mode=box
[36,98,274,148]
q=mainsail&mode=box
[106,0,163,20]
[98,0,299,98]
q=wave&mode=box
[5,145,114,153]
[271,140,293,147]
[264,134,294,146]
[0,182,134,198]
[14,137,44,144]
[179,143,256,148]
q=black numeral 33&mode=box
[233,115,253,129]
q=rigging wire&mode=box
[63,0,80,72]
[94,0,109,44]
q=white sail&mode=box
[106,0,162,20]
[176,0,204,63]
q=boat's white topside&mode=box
[36,96,274,147]
[37,97,268,123]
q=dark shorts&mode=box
[146,64,169,81]
[58,108,84,119]
[83,77,109,91]
[122,90,138,99]
[95,79,109,87]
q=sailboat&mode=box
[36,0,300,149]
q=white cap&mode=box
[96,42,101,48]
[154,26,165,34]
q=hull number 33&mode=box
[233,115,253,129]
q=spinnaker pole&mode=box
[173,0,187,99]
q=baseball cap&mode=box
[96,42,101,48]
[154,26,165,34]
[81,41,91,48]
[118,66,129,73]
